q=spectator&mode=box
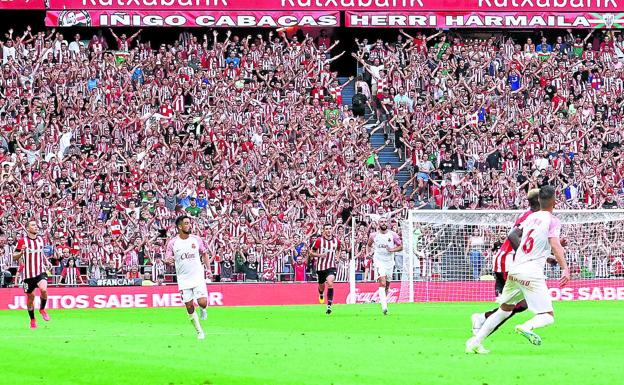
[351,87,368,117]
[243,255,259,282]
[602,191,618,209]
[466,229,485,280]
[59,259,84,286]
[290,255,308,282]
[87,256,103,281]
[220,253,234,282]
[126,265,141,280]
[104,261,120,279]
[0,236,12,286]
[185,198,202,217]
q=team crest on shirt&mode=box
[191,243,196,249]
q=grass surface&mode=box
[1,302,622,385]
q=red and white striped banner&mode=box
[45,9,341,27]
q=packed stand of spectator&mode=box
[3,25,624,288]
[352,29,624,211]
[0,26,407,287]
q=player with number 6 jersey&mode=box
[471,189,540,336]
[466,186,571,354]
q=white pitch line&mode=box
[4,332,234,339]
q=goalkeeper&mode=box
[471,189,541,336]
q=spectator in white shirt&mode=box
[69,34,83,56]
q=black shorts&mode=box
[23,273,47,294]
[494,272,506,297]
[317,268,337,284]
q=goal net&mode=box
[397,210,624,303]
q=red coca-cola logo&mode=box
[353,288,400,303]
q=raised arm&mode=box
[109,28,120,41]
[399,29,414,40]
[129,29,143,42]
[426,30,444,42]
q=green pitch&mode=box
[1,302,622,385]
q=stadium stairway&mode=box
[369,130,413,196]
[338,77,412,197]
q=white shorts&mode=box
[497,274,553,314]
[179,284,208,304]
[374,259,395,279]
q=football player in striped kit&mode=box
[309,224,341,315]
[13,220,52,329]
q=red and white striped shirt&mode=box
[16,236,46,279]
[312,236,341,271]
[151,261,166,280]
[61,267,80,285]
[493,209,532,273]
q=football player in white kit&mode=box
[165,215,212,340]
[466,186,571,354]
[367,217,402,315]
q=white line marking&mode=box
[4,332,233,339]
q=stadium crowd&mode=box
[1,26,624,287]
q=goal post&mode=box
[398,209,624,303]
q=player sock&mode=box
[40,298,47,310]
[318,288,324,298]
[385,281,390,295]
[519,313,554,331]
[475,309,512,343]
[378,287,388,311]
[27,309,35,320]
[188,310,203,334]
[487,302,528,335]
[513,301,528,313]
[199,304,208,320]
[327,288,334,305]
[484,307,498,319]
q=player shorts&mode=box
[494,272,506,297]
[317,268,337,284]
[179,284,208,303]
[23,273,47,294]
[497,274,553,314]
[374,260,395,279]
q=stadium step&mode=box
[366,123,412,197]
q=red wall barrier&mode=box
[2,280,624,310]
